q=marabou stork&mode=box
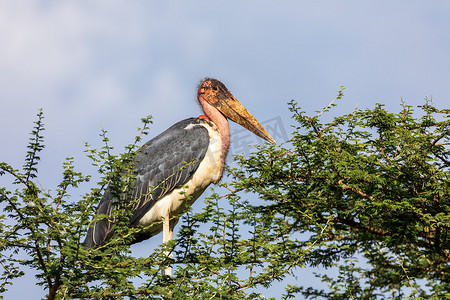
[84,78,276,271]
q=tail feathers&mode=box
[84,200,114,248]
[84,219,113,248]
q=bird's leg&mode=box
[162,213,175,276]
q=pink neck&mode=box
[198,97,230,168]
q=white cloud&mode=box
[0,1,224,183]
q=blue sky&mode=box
[1,1,449,298]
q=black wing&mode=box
[84,118,210,248]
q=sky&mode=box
[1,1,449,298]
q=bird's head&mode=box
[197,78,276,145]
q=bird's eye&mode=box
[212,86,218,91]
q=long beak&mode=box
[208,94,277,145]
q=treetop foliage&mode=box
[231,96,449,298]
[0,93,448,299]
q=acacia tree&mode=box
[0,94,448,299]
[228,96,449,299]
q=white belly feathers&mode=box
[136,121,223,235]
